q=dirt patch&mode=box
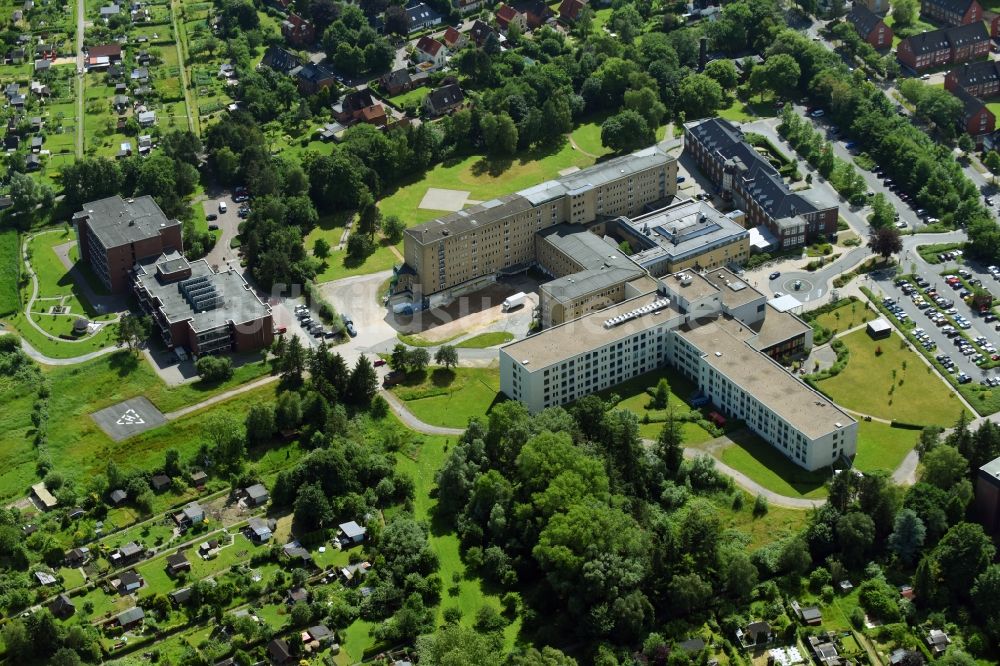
[399,282,537,337]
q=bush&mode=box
[849,606,865,629]
[196,355,233,382]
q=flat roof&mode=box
[404,194,532,246]
[627,198,749,266]
[74,195,179,249]
[678,317,854,439]
[501,292,684,369]
[868,318,892,332]
[700,266,764,309]
[979,455,1000,482]
[136,254,270,332]
[769,294,803,312]
[750,304,812,351]
[662,270,721,301]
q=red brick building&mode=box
[281,13,315,48]
[72,196,183,293]
[954,85,996,138]
[847,5,893,49]
[897,22,990,71]
[921,0,982,26]
[944,60,1000,96]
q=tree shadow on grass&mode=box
[430,367,456,388]
[726,427,830,497]
[470,156,513,178]
[108,349,139,377]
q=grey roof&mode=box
[245,483,268,499]
[117,606,144,624]
[119,570,141,586]
[381,68,412,88]
[170,587,192,603]
[923,0,978,14]
[294,61,335,84]
[74,196,179,250]
[952,85,990,123]
[424,83,464,112]
[260,45,302,73]
[166,552,189,567]
[406,193,533,246]
[538,225,645,303]
[626,199,750,269]
[120,542,142,557]
[308,625,333,640]
[980,455,1000,483]
[903,22,989,55]
[948,60,1000,89]
[110,489,128,503]
[406,2,441,28]
[846,4,884,38]
[182,502,203,519]
[135,253,271,332]
[339,521,366,538]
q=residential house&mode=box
[808,635,842,666]
[469,19,496,47]
[137,110,156,126]
[199,539,220,558]
[68,507,86,520]
[34,58,50,72]
[268,638,294,664]
[406,2,442,33]
[21,523,37,536]
[847,5,893,48]
[735,621,772,649]
[293,62,336,95]
[29,135,42,153]
[281,13,315,47]
[334,89,376,124]
[2,135,17,151]
[151,473,171,491]
[87,44,122,69]
[29,116,42,132]
[191,470,208,487]
[130,67,149,83]
[358,104,387,126]
[890,649,925,665]
[414,36,448,68]
[381,68,421,96]
[896,22,990,71]
[117,570,143,594]
[260,45,302,74]
[175,501,204,527]
[793,600,822,625]
[117,606,145,629]
[166,551,191,576]
[170,587,192,606]
[30,81,49,97]
[515,0,555,29]
[49,594,75,619]
[36,44,55,60]
[35,571,57,586]
[338,521,367,545]
[286,587,309,604]
[8,48,25,64]
[558,0,587,22]
[442,26,467,50]
[100,4,120,20]
[423,83,464,116]
[863,0,890,12]
[246,517,273,543]
[340,561,371,586]
[953,84,995,139]
[110,541,144,566]
[988,11,1000,38]
[677,638,706,654]
[945,60,1000,96]
[454,0,484,12]
[282,542,313,566]
[244,483,269,506]
[920,0,982,26]
[925,630,951,656]
[303,624,335,648]
[10,94,25,110]
[495,4,527,32]
[24,153,40,171]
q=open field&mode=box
[377,142,597,227]
[569,114,613,158]
[718,430,830,500]
[0,228,20,315]
[811,300,877,337]
[708,491,809,550]
[604,368,716,443]
[25,229,111,318]
[853,421,920,473]
[390,366,501,429]
[815,329,970,426]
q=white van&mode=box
[218,201,227,213]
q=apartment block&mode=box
[847,4,893,48]
[72,195,183,293]
[684,118,838,250]
[920,0,982,26]
[499,270,846,472]
[401,145,677,304]
[134,252,273,355]
[976,456,1000,534]
[896,22,990,71]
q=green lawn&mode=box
[6,312,118,358]
[455,332,515,349]
[390,367,501,429]
[314,237,401,284]
[815,329,970,426]
[0,350,274,503]
[718,430,830,500]
[26,229,110,319]
[718,97,779,123]
[377,142,597,227]
[0,229,20,316]
[569,115,613,158]
[602,368,716,444]
[388,85,431,108]
[709,491,809,550]
[810,300,878,337]
[853,421,919,473]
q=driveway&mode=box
[202,193,241,272]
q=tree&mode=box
[384,4,408,35]
[382,215,406,244]
[390,343,410,372]
[245,403,276,446]
[294,481,332,532]
[623,87,666,130]
[656,408,684,478]
[116,314,152,355]
[280,335,307,387]
[408,348,430,372]
[677,74,725,118]
[868,226,903,260]
[958,133,975,155]
[205,413,245,472]
[922,444,967,490]
[275,390,303,430]
[933,522,996,597]
[601,110,654,153]
[651,378,670,409]
[195,355,233,382]
[888,508,926,564]
[348,355,379,407]
[984,151,1000,183]
[837,511,875,566]
[313,238,331,259]
[869,193,895,228]
[704,59,739,90]
[9,172,53,216]
[435,345,458,369]
[417,623,500,665]
[751,53,800,100]
[892,0,918,27]
[971,287,993,312]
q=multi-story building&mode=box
[862,0,889,14]
[954,85,996,139]
[684,118,838,249]
[847,4,893,48]
[920,0,982,26]
[499,270,848,471]
[618,198,751,277]
[401,145,677,304]
[72,195,183,293]
[896,22,990,71]
[975,455,1000,534]
[945,59,1000,96]
[280,13,315,47]
[133,252,273,355]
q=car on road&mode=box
[769,271,781,280]
[920,73,931,80]
[275,325,287,334]
[374,359,387,367]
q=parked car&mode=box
[374,359,387,367]
[769,271,781,280]
[206,213,217,221]
[341,313,357,337]
[810,109,825,117]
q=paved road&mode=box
[0,329,120,365]
[164,374,280,420]
[202,193,240,271]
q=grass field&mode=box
[391,366,501,429]
[718,430,830,500]
[603,368,716,443]
[6,312,118,358]
[811,300,877,337]
[377,142,597,227]
[569,114,613,158]
[388,85,430,108]
[853,421,920,473]
[718,98,779,123]
[709,491,809,550]
[455,331,515,348]
[26,230,111,319]
[0,228,20,316]
[0,350,273,503]
[816,329,970,426]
